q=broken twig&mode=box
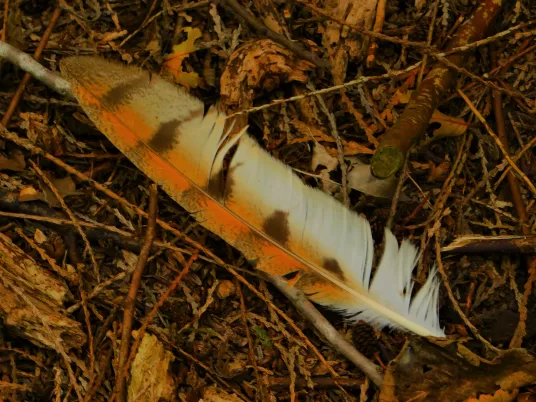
[370,0,502,179]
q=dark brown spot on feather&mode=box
[148,108,204,153]
[207,167,225,199]
[101,75,150,108]
[222,162,242,200]
[263,210,290,246]
[148,119,182,153]
[322,258,345,281]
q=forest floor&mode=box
[0,0,535,401]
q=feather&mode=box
[60,56,444,337]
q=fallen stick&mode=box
[370,0,502,179]
[442,235,536,255]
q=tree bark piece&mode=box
[0,232,86,351]
[370,0,502,179]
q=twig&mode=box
[2,7,62,126]
[457,89,536,196]
[83,346,113,402]
[434,237,502,354]
[269,275,384,386]
[220,0,329,69]
[267,376,364,390]
[314,86,349,206]
[386,154,409,230]
[115,183,158,401]
[110,252,197,402]
[1,0,9,43]
[228,61,422,117]
[491,49,536,348]
[370,0,503,179]
[365,0,387,67]
[417,0,440,86]
[442,235,536,255]
[0,13,70,107]
[441,20,536,57]
[237,282,268,399]
[29,160,100,278]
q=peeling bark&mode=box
[0,232,86,351]
[370,0,503,179]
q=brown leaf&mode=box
[0,151,26,171]
[347,161,397,199]
[128,332,176,401]
[386,338,535,402]
[220,40,313,114]
[428,160,450,182]
[162,27,202,89]
[201,386,245,402]
[429,110,469,139]
[312,143,338,172]
[466,389,518,402]
[18,175,79,207]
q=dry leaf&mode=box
[466,389,518,402]
[311,143,339,194]
[216,280,235,299]
[163,27,202,89]
[201,386,245,402]
[347,160,397,199]
[18,175,79,207]
[429,110,468,139]
[342,141,374,156]
[117,250,138,273]
[0,151,26,171]
[128,332,176,401]
[312,143,338,171]
[428,160,450,182]
[34,229,47,244]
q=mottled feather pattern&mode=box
[60,56,444,337]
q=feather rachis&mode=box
[60,56,444,337]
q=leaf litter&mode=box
[0,1,535,401]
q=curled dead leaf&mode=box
[162,27,202,89]
[220,39,313,113]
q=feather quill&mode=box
[60,57,444,337]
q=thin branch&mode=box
[458,89,536,196]
[1,7,63,125]
[115,183,159,401]
[220,0,330,69]
[269,275,384,387]
[0,39,71,96]
[110,252,197,402]
[370,0,503,179]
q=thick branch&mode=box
[370,0,502,179]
